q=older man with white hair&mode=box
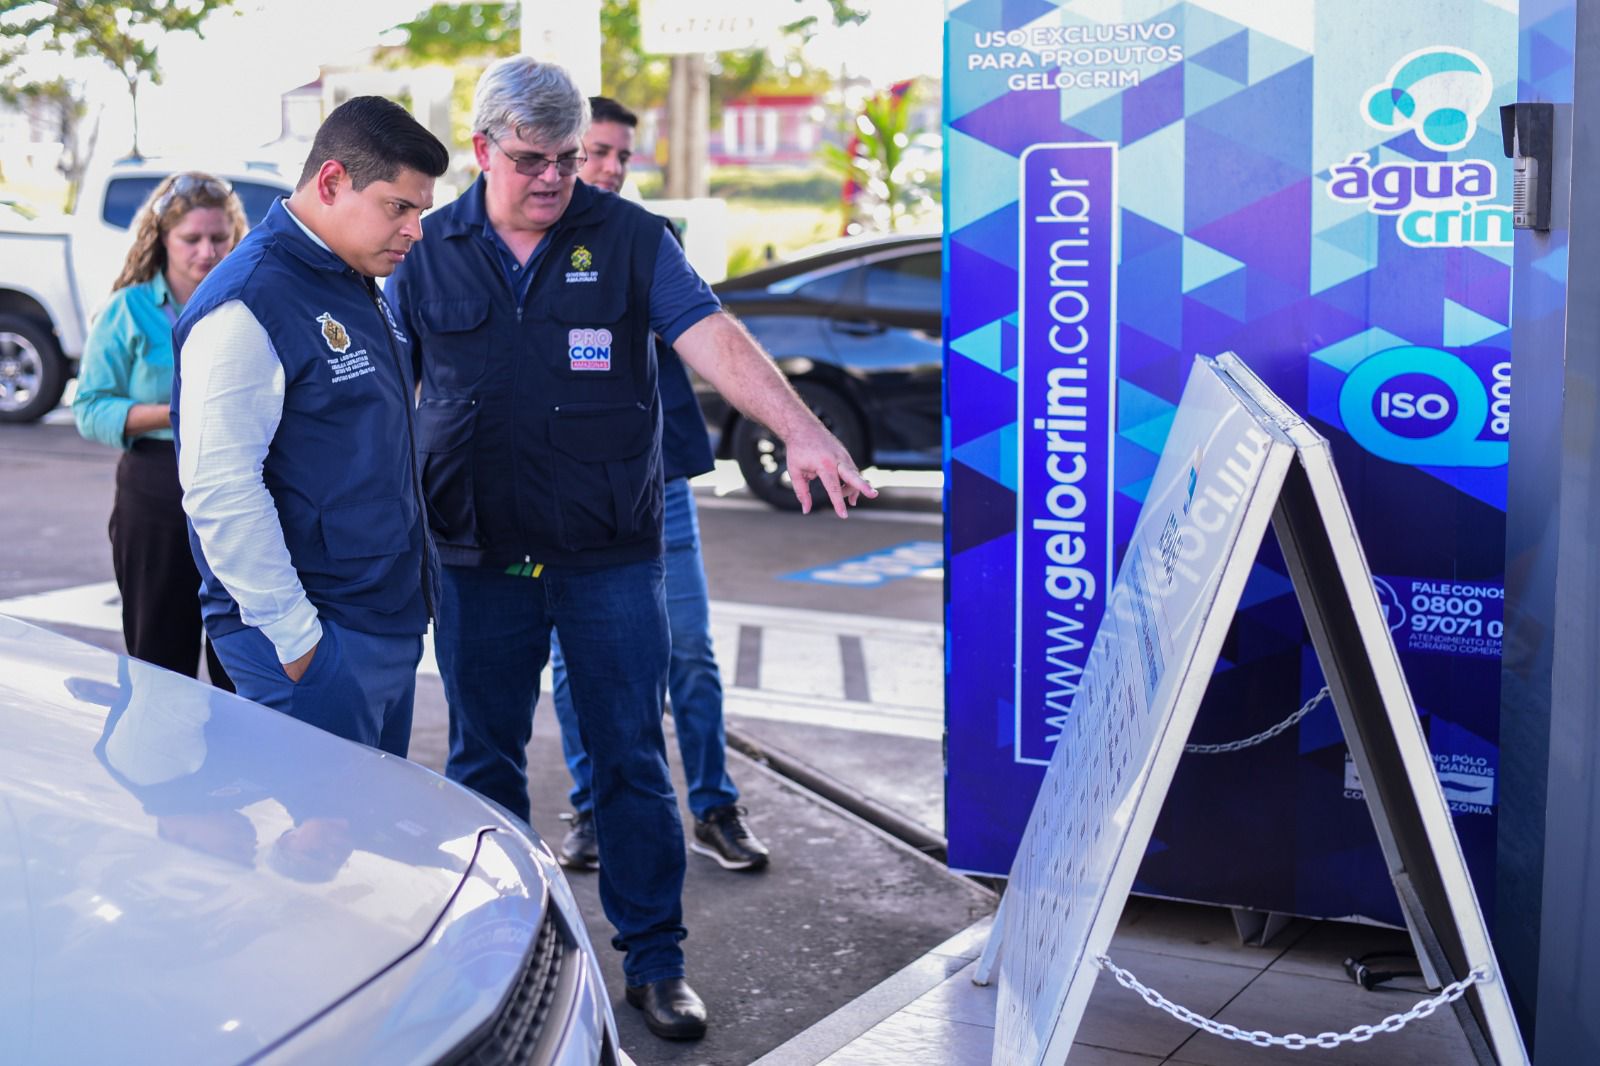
[388,57,876,1041]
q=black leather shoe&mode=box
[557,810,598,871]
[691,804,770,871]
[624,977,707,1040]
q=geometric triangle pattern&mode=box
[1190,30,1249,82]
[951,318,1007,374]
[945,0,1520,915]
[1184,60,1246,115]
[1182,236,1245,293]
[1444,298,1509,348]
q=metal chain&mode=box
[1184,686,1331,754]
[1095,953,1490,1049]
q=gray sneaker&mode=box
[557,809,599,871]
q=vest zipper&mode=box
[365,279,436,619]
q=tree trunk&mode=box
[686,53,708,199]
[127,74,140,158]
[665,54,710,199]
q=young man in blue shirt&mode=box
[388,59,874,1042]
[550,96,770,877]
[172,97,448,756]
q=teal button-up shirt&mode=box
[73,273,182,449]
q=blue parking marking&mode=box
[781,540,943,587]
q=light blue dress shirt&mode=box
[74,273,182,449]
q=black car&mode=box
[696,232,942,509]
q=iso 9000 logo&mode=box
[1338,345,1510,467]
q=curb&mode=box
[724,722,949,862]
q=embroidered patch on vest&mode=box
[374,293,408,345]
[566,244,599,284]
[317,312,352,353]
[568,328,613,371]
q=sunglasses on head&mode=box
[155,174,233,216]
[484,130,585,178]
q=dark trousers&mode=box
[437,558,686,986]
[211,617,421,756]
[110,439,232,692]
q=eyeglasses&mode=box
[154,174,233,217]
[484,131,585,178]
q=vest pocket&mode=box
[417,398,480,547]
[418,298,492,388]
[320,497,411,559]
[547,401,656,550]
[550,287,629,379]
[315,497,414,613]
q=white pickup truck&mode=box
[0,156,293,422]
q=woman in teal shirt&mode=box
[74,172,247,688]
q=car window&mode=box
[101,176,284,230]
[231,181,286,226]
[863,252,941,313]
[786,266,858,303]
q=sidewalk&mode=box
[715,611,1482,1064]
[761,899,1475,1065]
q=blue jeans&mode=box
[211,618,421,757]
[436,558,686,985]
[552,477,738,820]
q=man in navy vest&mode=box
[387,59,875,1041]
[171,97,448,757]
[549,97,770,878]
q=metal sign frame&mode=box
[979,353,1527,1066]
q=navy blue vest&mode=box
[391,180,671,568]
[656,224,715,482]
[171,200,434,639]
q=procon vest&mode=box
[171,200,434,640]
[391,179,673,569]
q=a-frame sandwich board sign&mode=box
[980,353,1527,1066]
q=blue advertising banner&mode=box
[1015,142,1118,765]
[944,0,1517,924]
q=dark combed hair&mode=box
[297,95,450,190]
[588,96,638,128]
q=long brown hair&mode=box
[110,171,248,293]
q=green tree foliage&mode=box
[0,74,92,197]
[382,1,656,148]
[0,0,236,156]
[386,0,864,118]
[384,2,517,63]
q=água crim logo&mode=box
[1325,47,1510,248]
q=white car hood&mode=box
[0,617,511,1065]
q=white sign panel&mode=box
[994,357,1295,1064]
[519,0,601,94]
[639,0,785,55]
[987,353,1529,1066]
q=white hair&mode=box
[473,56,589,147]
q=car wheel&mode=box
[0,314,67,424]
[732,381,866,511]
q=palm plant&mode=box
[819,79,936,234]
